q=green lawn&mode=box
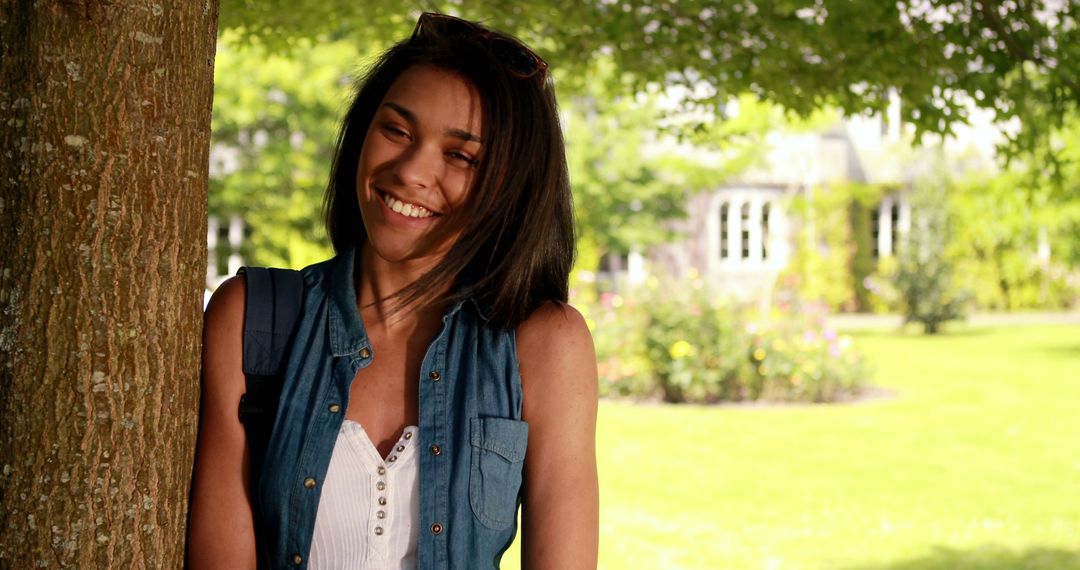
[504,322,1080,569]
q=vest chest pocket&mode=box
[469,416,529,530]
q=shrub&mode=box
[640,279,749,403]
[894,178,969,333]
[586,276,870,404]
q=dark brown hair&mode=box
[323,18,574,328]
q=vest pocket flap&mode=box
[470,417,529,463]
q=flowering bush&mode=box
[584,277,870,404]
[745,302,869,402]
[639,281,749,403]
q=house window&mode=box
[711,190,788,271]
[719,202,730,259]
[599,250,629,274]
[761,202,771,261]
[740,203,751,260]
[207,215,249,282]
[597,250,632,293]
[871,205,881,258]
[890,201,900,250]
[872,196,903,258]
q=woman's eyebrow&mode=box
[382,102,417,124]
[381,101,481,144]
[447,128,482,144]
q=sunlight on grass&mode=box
[501,323,1080,569]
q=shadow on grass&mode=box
[844,327,997,340]
[839,545,1080,570]
[1032,344,1080,358]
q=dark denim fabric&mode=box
[254,250,527,569]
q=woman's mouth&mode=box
[379,190,438,219]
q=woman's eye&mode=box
[382,125,410,140]
[447,151,477,167]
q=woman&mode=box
[188,12,599,570]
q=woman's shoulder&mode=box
[205,275,246,330]
[516,301,591,352]
[515,301,596,401]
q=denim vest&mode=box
[254,250,527,569]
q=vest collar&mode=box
[326,248,491,358]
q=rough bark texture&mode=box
[0,1,218,567]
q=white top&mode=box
[308,420,420,570]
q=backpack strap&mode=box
[237,266,304,487]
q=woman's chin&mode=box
[362,239,447,268]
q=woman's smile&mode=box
[377,188,439,219]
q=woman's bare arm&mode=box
[518,302,600,569]
[187,276,258,569]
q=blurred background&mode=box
[209,1,1079,568]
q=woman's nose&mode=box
[392,144,441,188]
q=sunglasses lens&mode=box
[490,38,539,77]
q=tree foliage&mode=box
[948,111,1080,309]
[209,32,363,268]
[220,0,1079,163]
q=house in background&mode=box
[600,94,1003,302]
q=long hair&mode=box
[323,21,574,329]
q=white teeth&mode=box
[381,192,434,218]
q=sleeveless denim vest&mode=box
[254,250,527,569]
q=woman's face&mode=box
[355,64,483,265]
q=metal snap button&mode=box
[429,371,441,381]
[328,403,341,413]
[430,445,441,456]
[431,522,443,534]
[303,477,316,489]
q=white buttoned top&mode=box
[308,421,420,569]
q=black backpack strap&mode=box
[237,266,304,487]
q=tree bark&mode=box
[0,1,218,567]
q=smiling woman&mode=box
[187,11,598,570]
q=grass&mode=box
[502,323,1080,569]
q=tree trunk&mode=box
[0,1,218,567]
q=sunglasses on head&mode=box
[412,12,549,83]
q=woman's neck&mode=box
[354,243,450,333]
